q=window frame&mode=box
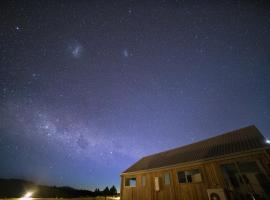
[124,177,137,187]
[164,172,171,185]
[177,168,203,184]
[220,159,270,189]
[141,175,146,187]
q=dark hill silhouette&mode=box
[0,178,117,198]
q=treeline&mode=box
[93,186,117,197]
[0,178,117,198]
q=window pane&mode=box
[178,171,186,183]
[177,169,202,183]
[238,161,260,173]
[130,178,136,187]
[142,176,146,186]
[220,163,240,188]
[164,173,170,185]
[125,177,136,187]
[190,169,202,182]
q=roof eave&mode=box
[121,146,270,175]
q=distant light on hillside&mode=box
[266,139,270,144]
[19,191,33,200]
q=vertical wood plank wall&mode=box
[120,151,270,200]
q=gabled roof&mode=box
[123,125,270,173]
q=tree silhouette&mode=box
[94,188,100,196]
[103,186,110,196]
[109,185,117,196]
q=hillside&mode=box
[0,179,116,198]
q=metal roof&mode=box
[123,125,270,173]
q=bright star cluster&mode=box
[1,0,270,191]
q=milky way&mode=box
[1,0,270,191]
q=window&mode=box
[220,161,270,196]
[177,169,202,183]
[164,173,170,185]
[220,163,240,188]
[238,161,261,173]
[125,177,136,187]
[154,177,160,191]
[142,176,146,186]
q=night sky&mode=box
[1,0,270,191]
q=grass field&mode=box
[0,198,120,200]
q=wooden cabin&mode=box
[120,125,270,200]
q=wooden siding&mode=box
[120,151,270,200]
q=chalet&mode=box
[120,125,270,200]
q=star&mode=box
[72,46,82,58]
[32,73,39,80]
[68,41,83,58]
[122,49,130,58]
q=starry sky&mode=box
[1,0,270,191]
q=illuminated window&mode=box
[164,173,170,185]
[125,177,136,187]
[177,169,202,183]
[142,176,146,186]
